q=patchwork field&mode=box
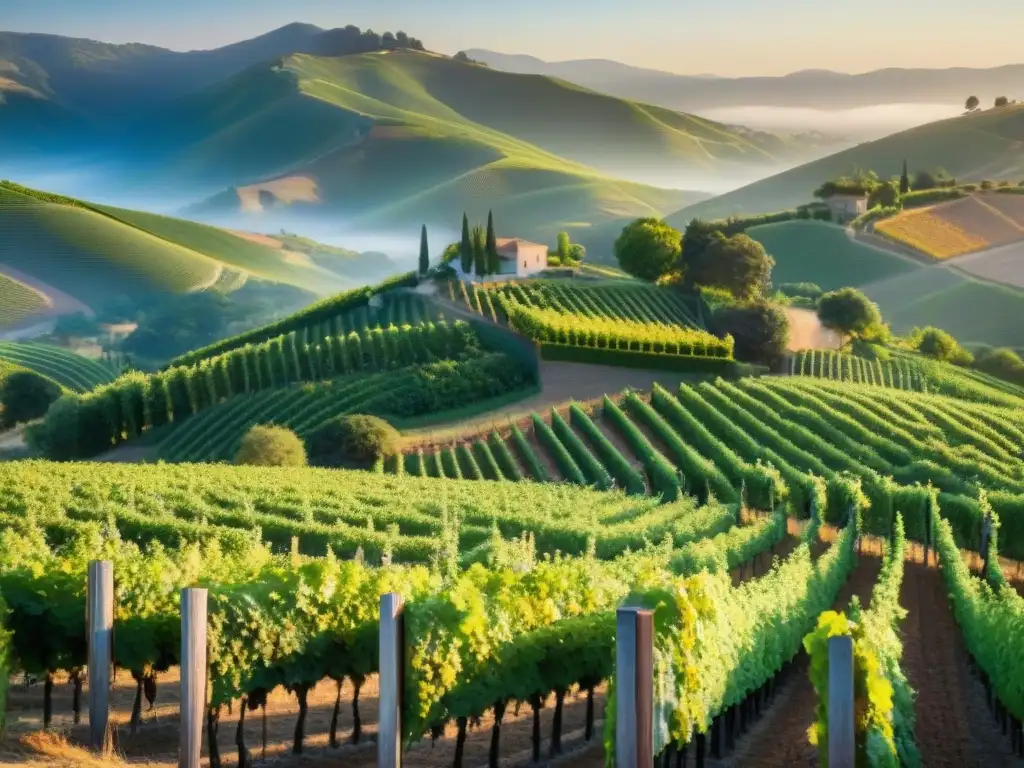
[875,207,990,259]
[875,194,1024,260]
[948,239,1024,288]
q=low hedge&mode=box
[900,188,967,208]
[540,343,738,375]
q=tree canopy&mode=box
[995,96,1010,108]
[910,326,973,366]
[911,167,955,191]
[0,370,61,429]
[712,302,789,367]
[814,171,879,199]
[816,288,882,344]
[613,218,682,282]
[686,232,774,301]
[868,180,900,209]
[965,95,980,110]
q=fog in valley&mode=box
[697,102,962,143]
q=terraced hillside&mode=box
[0,182,386,323]
[668,103,1024,223]
[0,342,117,392]
[0,272,48,328]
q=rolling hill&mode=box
[0,181,396,327]
[668,105,1024,225]
[744,220,1024,347]
[0,24,421,126]
[174,49,799,247]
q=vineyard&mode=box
[169,272,420,367]
[0,342,118,393]
[30,317,531,461]
[789,349,927,391]
[386,377,1024,557]
[0,274,47,329]
[444,278,734,370]
[3,273,1024,767]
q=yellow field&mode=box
[875,208,989,259]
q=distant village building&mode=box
[824,194,869,222]
[454,237,549,282]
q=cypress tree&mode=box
[900,160,910,195]
[485,210,499,275]
[419,224,430,277]
[472,225,487,278]
[460,213,473,273]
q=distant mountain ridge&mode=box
[464,49,1024,111]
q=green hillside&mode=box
[742,220,1024,347]
[177,50,796,244]
[0,273,48,328]
[0,183,231,310]
[0,182,390,317]
[669,104,1024,225]
[748,221,922,289]
[861,267,1024,347]
[0,342,117,392]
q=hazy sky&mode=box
[3,0,1023,77]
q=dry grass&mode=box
[876,208,990,259]
[0,732,166,767]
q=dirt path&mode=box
[784,308,841,352]
[717,550,882,767]
[901,551,1024,768]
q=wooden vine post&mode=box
[827,634,855,768]
[87,560,114,751]
[179,588,208,768]
[379,592,405,768]
[615,606,654,767]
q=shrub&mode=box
[900,188,965,209]
[306,414,400,469]
[851,205,899,229]
[711,302,789,367]
[909,326,973,366]
[973,347,1024,383]
[235,425,307,467]
[777,282,824,300]
[0,371,61,428]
